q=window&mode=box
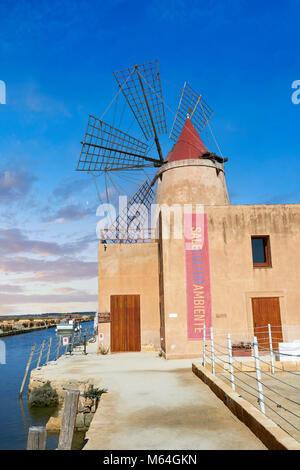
[251,236,271,267]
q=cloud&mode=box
[52,287,79,293]
[43,202,96,223]
[0,169,36,202]
[0,256,97,283]
[0,228,96,257]
[55,203,94,222]
[23,83,71,117]
[0,284,24,293]
[52,177,91,201]
[0,290,97,305]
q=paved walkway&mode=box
[36,346,266,449]
[83,351,265,450]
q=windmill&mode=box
[76,60,225,242]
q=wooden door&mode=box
[110,295,141,352]
[251,297,283,352]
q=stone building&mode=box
[97,118,300,359]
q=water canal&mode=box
[0,321,94,450]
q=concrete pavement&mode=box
[33,346,266,449]
[82,351,265,450]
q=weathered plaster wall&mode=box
[97,242,160,351]
[156,159,230,207]
[160,204,300,358]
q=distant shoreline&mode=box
[0,319,92,338]
[0,325,55,338]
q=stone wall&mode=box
[29,369,98,431]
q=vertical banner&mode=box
[184,212,212,340]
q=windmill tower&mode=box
[155,117,230,358]
[76,60,230,358]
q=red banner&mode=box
[184,212,212,340]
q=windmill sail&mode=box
[100,179,155,243]
[113,60,167,142]
[76,115,161,174]
[169,82,214,142]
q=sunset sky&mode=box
[0,0,299,315]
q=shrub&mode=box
[29,381,59,407]
[99,344,110,355]
[83,385,108,400]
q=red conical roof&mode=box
[166,118,208,163]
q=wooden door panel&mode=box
[252,297,283,352]
[111,295,141,352]
[111,295,125,352]
[126,295,141,351]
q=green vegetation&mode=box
[28,381,59,407]
[83,385,108,400]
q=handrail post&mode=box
[57,390,80,450]
[227,333,235,391]
[268,324,275,374]
[27,426,47,450]
[19,344,36,397]
[210,327,215,375]
[36,340,46,368]
[56,336,61,360]
[202,325,206,367]
[253,336,265,414]
[70,335,75,355]
[46,337,52,364]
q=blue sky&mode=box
[0,0,299,315]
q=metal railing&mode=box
[201,325,300,443]
[19,327,96,397]
[100,228,158,244]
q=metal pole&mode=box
[210,327,215,375]
[46,337,52,364]
[56,336,61,360]
[27,426,47,450]
[253,336,265,414]
[70,335,75,355]
[202,325,206,367]
[169,82,186,138]
[268,324,275,374]
[19,344,36,397]
[227,333,235,391]
[36,340,45,368]
[135,64,164,162]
